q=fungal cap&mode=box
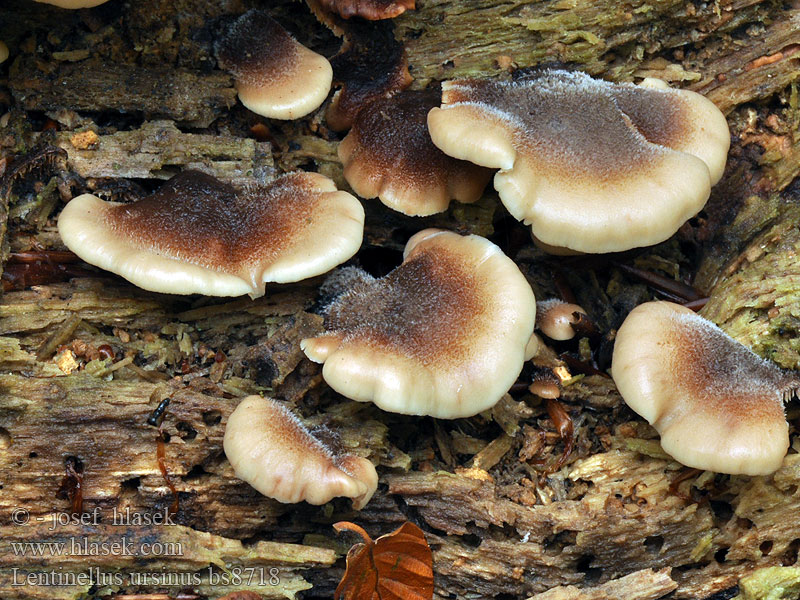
[0,42,7,65]
[428,71,730,253]
[529,380,560,399]
[223,396,378,508]
[537,299,588,341]
[338,90,492,216]
[34,0,111,7]
[611,301,792,476]
[302,229,537,418]
[318,0,415,20]
[216,10,332,120]
[611,78,731,184]
[57,170,364,297]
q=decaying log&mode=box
[701,197,800,370]
[9,58,236,129]
[526,568,677,600]
[0,523,335,600]
[54,120,274,187]
[1,0,800,599]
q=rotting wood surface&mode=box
[0,0,799,599]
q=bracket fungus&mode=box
[611,301,797,476]
[57,170,364,298]
[223,396,378,509]
[318,0,415,20]
[427,70,730,253]
[339,89,493,216]
[216,10,333,120]
[301,229,536,418]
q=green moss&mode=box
[701,201,800,369]
[735,567,800,600]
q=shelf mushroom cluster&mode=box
[51,1,797,512]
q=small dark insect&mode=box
[56,457,84,514]
[146,397,172,427]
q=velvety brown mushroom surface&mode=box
[223,395,378,508]
[57,170,364,297]
[339,89,492,216]
[326,20,413,131]
[302,229,536,418]
[216,9,332,119]
[427,70,730,253]
[612,301,795,475]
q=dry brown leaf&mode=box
[334,521,433,600]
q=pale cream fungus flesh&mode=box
[612,301,795,475]
[57,170,364,297]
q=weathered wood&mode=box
[395,0,787,85]
[526,568,677,600]
[55,121,275,187]
[9,58,236,128]
[0,523,335,600]
[700,198,800,369]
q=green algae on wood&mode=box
[735,566,800,600]
[700,199,800,370]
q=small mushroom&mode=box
[427,70,730,253]
[57,170,364,298]
[528,378,561,400]
[216,9,333,120]
[224,396,378,509]
[339,89,493,216]
[611,301,796,475]
[302,229,537,418]
[536,299,588,341]
[317,0,415,20]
